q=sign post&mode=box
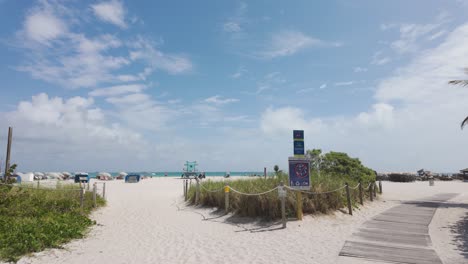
[289,130,310,220]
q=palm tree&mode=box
[449,67,468,129]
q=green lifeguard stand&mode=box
[182,161,198,178]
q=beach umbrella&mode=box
[98,172,112,180]
[46,172,63,180]
[62,172,72,179]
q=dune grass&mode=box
[188,172,377,219]
[0,183,105,262]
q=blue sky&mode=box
[1,0,468,172]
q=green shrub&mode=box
[0,184,105,262]
[188,172,374,219]
[388,173,416,182]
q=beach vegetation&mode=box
[188,149,377,219]
[388,173,416,182]
[0,184,105,262]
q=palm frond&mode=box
[461,116,468,130]
[449,80,468,86]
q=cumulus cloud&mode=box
[91,0,127,29]
[259,23,468,172]
[23,8,67,44]
[0,93,148,171]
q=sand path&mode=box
[13,179,468,264]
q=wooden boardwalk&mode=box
[339,193,458,264]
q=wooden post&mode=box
[379,180,382,194]
[103,182,106,199]
[37,179,40,189]
[296,192,303,220]
[224,184,229,213]
[358,180,363,205]
[87,181,90,191]
[93,183,97,208]
[4,127,12,182]
[345,183,353,215]
[185,179,189,200]
[264,167,267,179]
[183,179,186,199]
[195,178,200,204]
[280,181,286,228]
[369,183,373,202]
[80,187,85,210]
[373,182,377,198]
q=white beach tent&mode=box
[21,172,35,182]
[117,172,127,179]
[11,172,33,182]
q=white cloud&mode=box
[23,9,67,44]
[260,22,468,172]
[253,72,286,94]
[230,66,247,78]
[0,93,148,171]
[18,34,129,88]
[371,51,391,65]
[319,83,327,89]
[335,81,354,86]
[129,37,193,75]
[204,95,239,105]
[260,31,322,59]
[354,67,368,73]
[391,23,441,53]
[223,22,241,33]
[89,84,147,97]
[91,0,127,29]
[223,2,247,34]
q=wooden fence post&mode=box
[358,180,363,205]
[195,178,200,204]
[369,183,373,202]
[103,182,106,199]
[185,179,188,201]
[379,180,382,194]
[4,127,12,182]
[373,182,377,198]
[93,183,97,208]
[80,187,85,210]
[296,192,303,220]
[224,184,230,213]
[280,181,286,228]
[345,183,353,215]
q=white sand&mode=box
[12,179,468,264]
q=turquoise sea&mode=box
[87,171,274,178]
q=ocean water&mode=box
[87,172,274,178]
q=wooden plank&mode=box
[340,241,442,264]
[339,193,456,264]
[354,231,430,247]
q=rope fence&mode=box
[184,179,383,228]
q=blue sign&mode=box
[293,130,304,140]
[294,140,304,155]
[288,158,310,190]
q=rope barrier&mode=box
[229,186,278,196]
[284,185,346,195]
[349,183,360,190]
[364,183,372,190]
[0,182,82,191]
[200,184,224,193]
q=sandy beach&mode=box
[12,178,468,264]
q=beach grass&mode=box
[0,183,105,262]
[188,172,376,219]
